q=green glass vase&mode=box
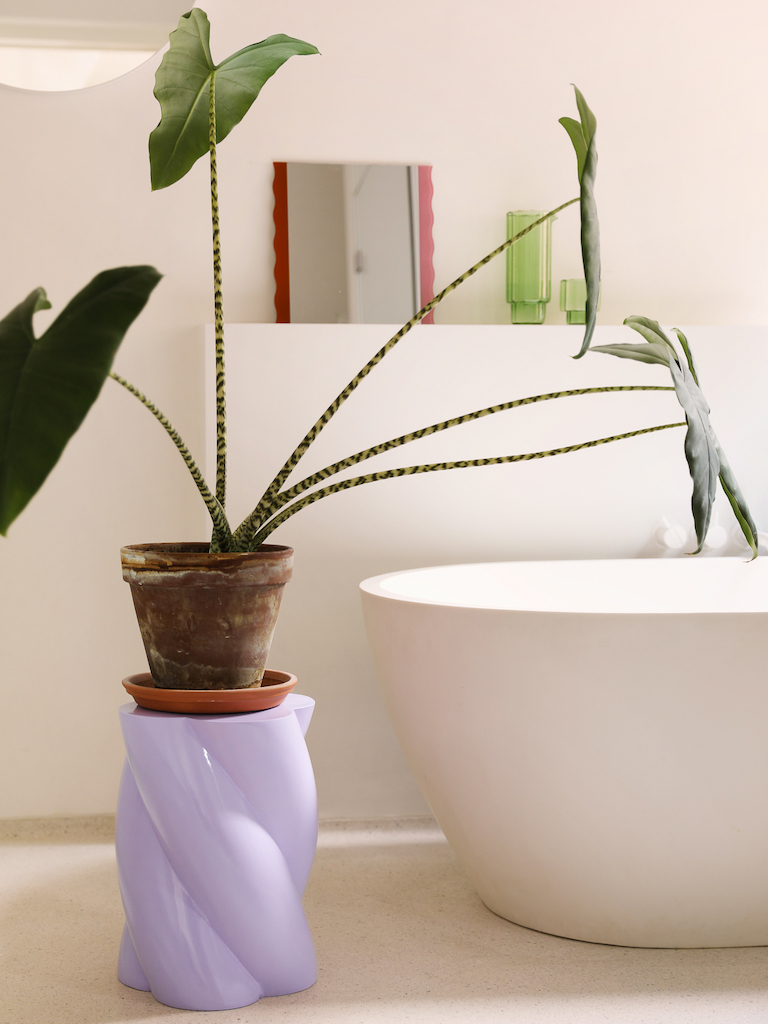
[506,211,553,324]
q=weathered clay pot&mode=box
[120,543,293,690]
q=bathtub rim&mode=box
[359,556,768,616]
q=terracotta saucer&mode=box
[122,669,298,715]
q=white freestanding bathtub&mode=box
[360,557,768,948]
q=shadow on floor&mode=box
[300,842,768,1004]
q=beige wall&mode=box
[0,0,767,818]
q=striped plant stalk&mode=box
[209,74,227,532]
[246,421,685,551]
[231,199,683,551]
[249,199,581,530]
[110,200,685,555]
[241,386,678,527]
[110,372,233,549]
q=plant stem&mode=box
[233,384,675,545]
[109,372,233,548]
[247,420,685,550]
[247,198,580,533]
[210,72,227,515]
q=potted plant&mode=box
[0,9,756,701]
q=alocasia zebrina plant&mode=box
[0,9,756,558]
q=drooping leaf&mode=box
[561,87,600,359]
[672,327,758,558]
[671,327,700,382]
[589,341,671,367]
[0,266,162,535]
[592,316,757,555]
[717,440,758,558]
[594,315,679,366]
[598,317,717,549]
[664,351,719,552]
[149,8,318,190]
[620,315,679,352]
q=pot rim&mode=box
[120,542,294,584]
[121,541,292,566]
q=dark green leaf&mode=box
[0,266,162,535]
[149,8,318,190]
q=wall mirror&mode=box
[274,162,434,324]
[0,0,186,91]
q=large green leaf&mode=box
[149,8,318,190]
[560,86,600,359]
[0,266,162,535]
[592,317,758,556]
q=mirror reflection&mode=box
[274,162,434,324]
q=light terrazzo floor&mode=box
[2,816,768,1023]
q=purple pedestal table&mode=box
[115,693,317,1011]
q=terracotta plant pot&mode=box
[121,543,293,690]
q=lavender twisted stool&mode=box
[115,693,317,1011]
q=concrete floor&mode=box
[3,816,768,1023]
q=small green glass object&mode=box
[559,278,601,324]
[506,211,553,324]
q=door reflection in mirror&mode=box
[273,162,434,324]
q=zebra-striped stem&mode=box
[250,197,580,524]
[246,420,685,550]
[210,72,227,512]
[109,372,234,550]
[233,384,675,547]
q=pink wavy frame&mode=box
[417,165,435,325]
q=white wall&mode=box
[0,0,766,819]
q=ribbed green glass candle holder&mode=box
[559,278,601,324]
[506,211,553,324]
